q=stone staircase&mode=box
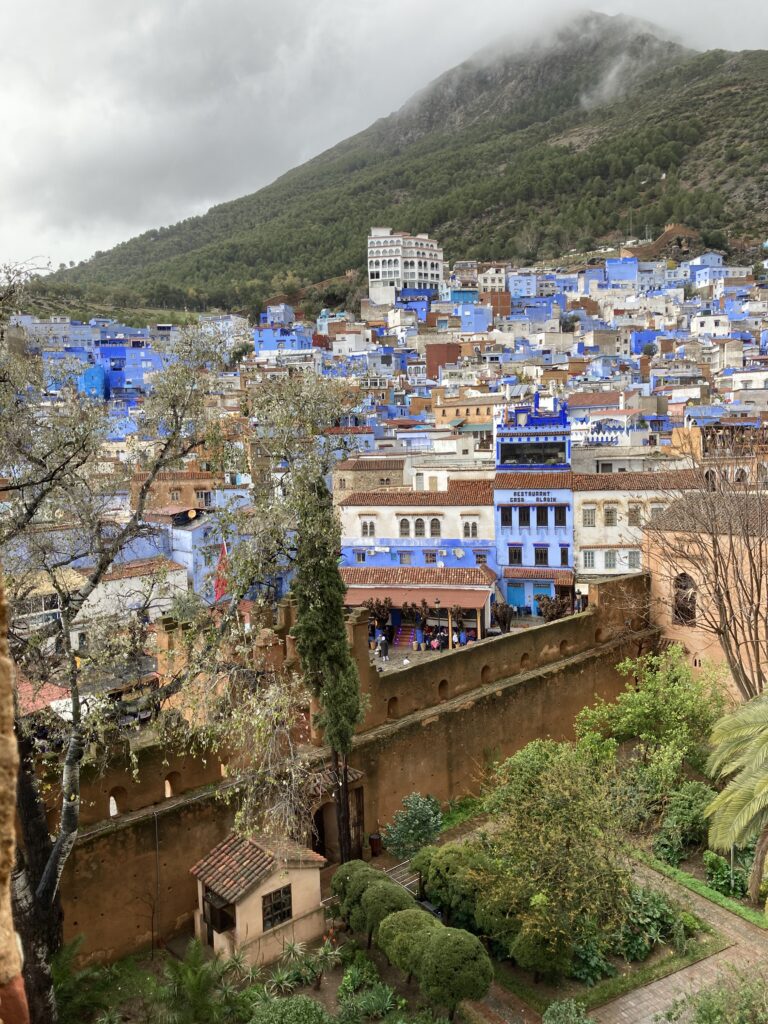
[394,624,415,647]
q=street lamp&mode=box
[434,598,441,640]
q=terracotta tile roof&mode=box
[325,425,373,434]
[502,568,575,585]
[566,391,622,408]
[340,480,494,507]
[494,472,573,490]
[336,458,405,471]
[572,471,698,491]
[191,833,326,904]
[341,566,496,587]
[16,676,70,715]
[75,556,187,582]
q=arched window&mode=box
[164,771,181,799]
[735,468,748,484]
[430,518,441,538]
[108,786,127,818]
[399,519,410,537]
[361,521,368,538]
[471,523,478,538]
[704,470,717,491]
[367,520,375,538]
[673,573,697,626]
[463,522,471,539]
[414,518,425,537]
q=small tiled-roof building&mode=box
[191,833,326,965]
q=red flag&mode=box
[214,540,228,602]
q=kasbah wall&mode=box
[61,575,652,965]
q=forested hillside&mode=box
[38,13,768,315]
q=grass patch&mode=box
[494,931,728,1013]
[637,851,768,929]
[441,796,483,833]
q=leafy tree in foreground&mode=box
[419,926,493,1020]
[382,792,443,860]
[707,695,768,903]
[360,878,415,947]
[292,474,363,863]
[377,908,441,982]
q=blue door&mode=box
[507,583,525,608]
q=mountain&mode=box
[41,13,768,314]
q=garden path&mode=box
[590,865,768,1023]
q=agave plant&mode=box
[280,939,308,965]
[311,940,343,989]
[356,982,397,1020]
[266,964,298,997]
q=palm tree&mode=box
[707,697,768,904]
[149,940,243,1024]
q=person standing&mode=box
[379,635,389,662]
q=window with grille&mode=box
[500,507,513,527]
[627,505,641,527]
[399,519,410,537]
[628,550,641,569]
[475,552,488,565]
[583,507,596,527]
[534,547,549,566]
[262,885,292,931]
[604,506,618,527]
[425,551,437,564]
[560,547,569,566]
[355,551,366,563]
[536,506,549,527]
[583,551,595,569]
[604,550,617,569]
[508,546,523,566]
[399,551,412,565]
[414,518,425,537]
[554,505,567,527]
[519,507,531,528]
[430,518,441,538]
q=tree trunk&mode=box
[13,732,64,1024]
[332,750,352,864]
[749,826,768,905]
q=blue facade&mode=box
[494,397,573,611]
[605,257,639,286]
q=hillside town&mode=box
[4,223,768,1024]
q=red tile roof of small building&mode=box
[502,568,575,585]
[340,480,494,507]
[341,565,496,587]
[572,470,698,491]
[190,833,325,904]
[493,472,573,490]
[335,458,405,471]
[566,391,622,408]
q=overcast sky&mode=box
[3,0,766,270]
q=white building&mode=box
[367,227,444,305]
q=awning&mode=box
[345,586,490,610]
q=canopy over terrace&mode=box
[340,566,496,638]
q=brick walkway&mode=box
[590,866,768,1023]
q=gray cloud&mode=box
[2,0,767,268]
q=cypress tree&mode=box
[292,474,362,862]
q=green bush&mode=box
[331,860,373,904]
[378,908,441,980]
[337,959,380,1001]
[340,865,382,929]
[661,971,768,1022]
[52,939,129,1024]
[421,841,489,931]
[653,782,716,866]
[570,936,616,987]
[614,886,697,962]
[382,792,443,860]
[703,850,748,899]
[251,994,334,1024]
[510,928,574,981]
[419,927,493,1017]
[542,1000,596,1024]
[360,879,416,945]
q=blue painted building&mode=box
[493,396,574,612]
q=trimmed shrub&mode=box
[251,994,334,1024]
[421,841,488,930]
[360,879,415,946]
[378,908,441,980]
[339,865,381,929]
[419,927,493,1018]
[510,928,574,981]
[542,1000,595,1023]
[331,860,372,904]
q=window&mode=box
[399,551,412,565]
[627,505,641,527]
[195,490,212,507]
[604,550,617,569]
[262,885,292,931]
[536,506,549,527]
[414,518,425,537]
[475,552,488,565]
[583,550,595,569]
[508,546,523,565]
[170,488,181,502]
[500,507,513,528]
[554,505,567,527]
[560,547,569,566]
[425,551,437,564]
[361,521,369,538]
[534,547,549,566]
[399,519,410,537]
[650,505,664,520]
[628,550,641,569]
[430,518,441,538]
[673,573,696,625]
[470,522,478,538]
[519,507,531,528]
[463,522,471,539]
[583,507,596,527]
[604,505,618,527]
[338,478,346,490]
[355,551,366,563]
